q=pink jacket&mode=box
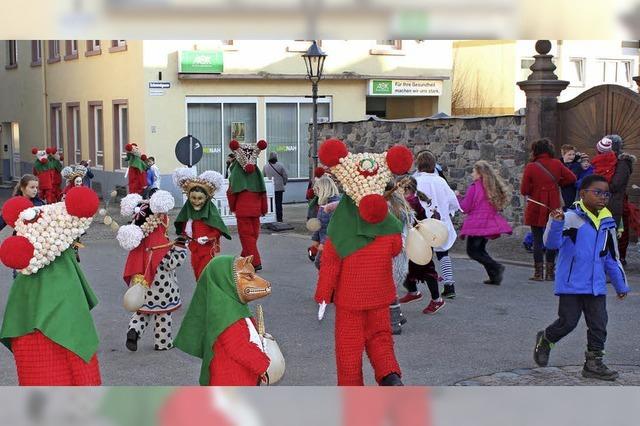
[458,180,512,238]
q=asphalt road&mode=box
[0,229,639,386]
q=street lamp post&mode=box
[302,41,327,184]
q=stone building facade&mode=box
[316,115,528,225]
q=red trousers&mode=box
[236,217,261,267]
[12,331,101,386]
[189,242,219,281]
[335,306,401,386]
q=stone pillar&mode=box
[516,40,569,151]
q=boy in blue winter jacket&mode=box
[534,174,629,381]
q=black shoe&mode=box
[484,265,505,285]
[307,249,316,262]
[582,351,619,381]
[126,329,138,352]
[441,284,456,299]
[391,323,402,335]
[379,373,403,386]
[533,330,552,367]
[254,264,263,271]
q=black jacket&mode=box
[607,152,636,224]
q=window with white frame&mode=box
[48,40,60,62]
[50,104,63,154]
[90,104,104,167]
[114,102,129,170]
[187,98,258,175]
[597,59,633,86]
[65,40,79,60]
[6,40,17,68]
[520,58,535,81]
[67,105,81,164]
[370,40,404,55]
[567,58,585,87]
[31,41,42,65]
[266,98,332,179]
[86,40,102,57]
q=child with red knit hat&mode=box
[591,137,618,182]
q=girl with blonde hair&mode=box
[457,161,513,285]
[310,176,341,269]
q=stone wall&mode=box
[315,115,528,225]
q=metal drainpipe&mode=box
[42,42,49,150]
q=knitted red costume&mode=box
[229,191,268,267]
[591,151,618,183]
[189,221,222,280]
[12,331,100,386]
[316,235,403,385]
[209,318,270,385]
[314,138,413,386]
[227,140,269,268]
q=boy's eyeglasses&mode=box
[583,189,611,199]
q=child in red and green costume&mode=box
[0,187,102,385]
[125,143,148,195]
[174,255,272,386]
[173,168,231,280]
[32,147,60,204]
[314,138,414,386]
[48,148,64,202]
[226,139,268,270]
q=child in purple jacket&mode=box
[458,161,512,285]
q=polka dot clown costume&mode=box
[117,190,188,351]
[314,138,414,386]
[124,143,148,195]
[226,139,268,270]
[173,168,231,281]
[174,255,272,386]
[0,186,102,385]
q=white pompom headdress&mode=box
[172,167,224,198]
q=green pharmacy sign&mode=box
[371,80,393,95]
[179,50,224,73]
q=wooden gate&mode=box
[557,84,640,203]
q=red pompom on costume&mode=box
[315,138,412,386]
[0,191,102,385]
[0,236,34,269]
[227,140,268,268]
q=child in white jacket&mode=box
[413,151,461,298]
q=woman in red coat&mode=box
[520,138,576,281]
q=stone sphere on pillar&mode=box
[535,40,552,55]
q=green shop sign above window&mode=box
[368,79,442,96]
[179,50,224,73]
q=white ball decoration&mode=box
[99,208,107,217]
[406,227,433,265]
[149,190,175,214]
[416,219,449,248]
[116,224,144,251]
[120,194,144,217]
[306,218,322,232]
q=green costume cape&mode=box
[0,248,99,362]
[126,152,148,172]
[228,161,266,193]
[173,255,252,385]
[174,199,231,240]
[327,195,403,258]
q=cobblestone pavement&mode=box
[456,365,640,386]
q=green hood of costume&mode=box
[0,248,99,361]
[175,199,231,240]
[327,195,403,258]
[126,152,148,172]
[173,255,252,385]
[228,161,266,193]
